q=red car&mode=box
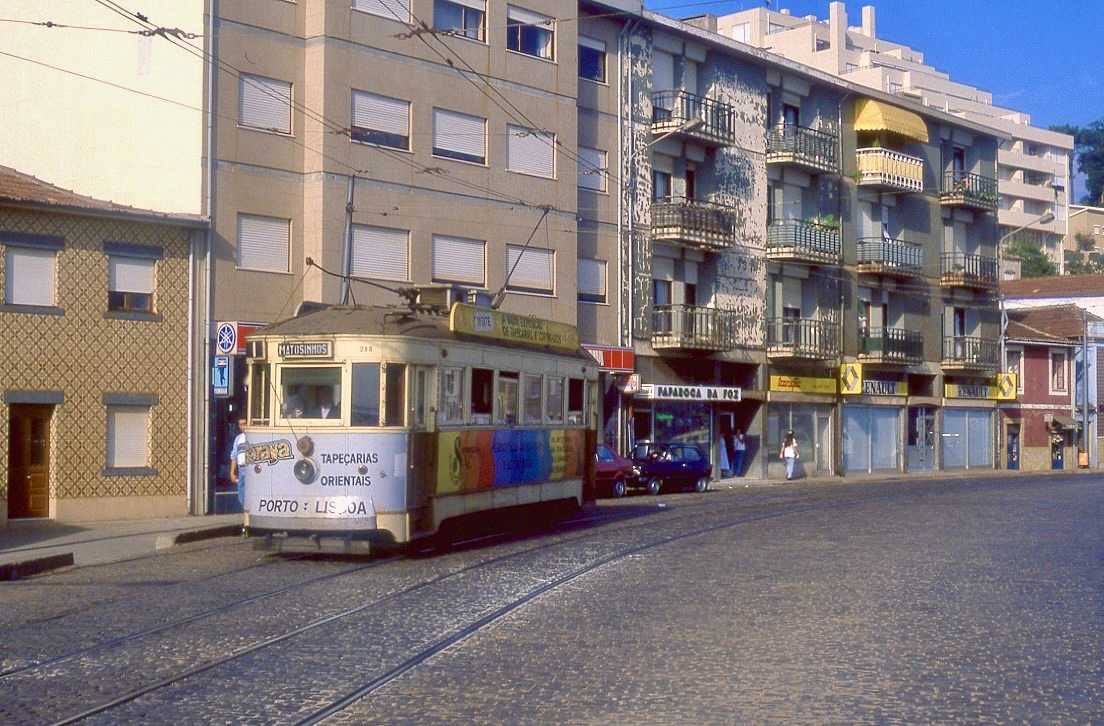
[594,443,634,498]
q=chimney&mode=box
[829,2,846,59]
[861,5,876,38]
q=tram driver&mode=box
[308,385,340,419]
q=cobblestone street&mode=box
[2,474,1101,724]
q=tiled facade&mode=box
[0,192,203,523]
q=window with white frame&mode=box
[730,22,750,42]
[432,108,486,164]
[432,234,485,285]
[108,255,155,312]
[577,147,607,192]
[578,36,606,82]
[506,124,555,178]
[351,225,409,281]
[439,366,465,424]
[106,404,151,469]
[434,0,485,41]
[506,6,554,60]
[545,375,564,422]
[1006,348,1024,393]
[577,257,606,303]
[4,245,58,307]
[505,245,554,294]
[239,74,292,134]
[523,373,542,424]
[352,0,409,21]
[237,214,291,272]
[351,90,410,150]
[1050,349,1068,393]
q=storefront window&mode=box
[653,401,710,453]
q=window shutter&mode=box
[451,0,485,8]
[107,405,150,468]
[352,0,409,20]
[577,258,606,298]
[238,214,290,272]
[351,225,409,281]
[507,5,549,26]
[5,247,55,306]
[432,234,485,285]
[506,245,554,292]
[653,51,675,91]
[506,124,555,178]
[579,35,605,52]
[239,74,292,133]
[109,256,155,293]
[577,146,606,191]
[352,91,409,135]
[433,108,485,161]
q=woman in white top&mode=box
[779,430,799,480]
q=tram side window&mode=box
[545,376,564,423]
[497,371,519,425]
[439,366,465,424]
[383,363,407,427]
[471,368,493,424]
[567,378,585,425]
[523,373,542,424]
[351,363,381,426]
[282,368,342,420]
[250,363,271,425]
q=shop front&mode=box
[632,382,743,479]
[943,377,1011,470]
[840,368,907,474]
[767,374,836,479]
[583,345,636,453]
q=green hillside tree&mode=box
[1005,239,1056,278]
[1052,120,1104,205]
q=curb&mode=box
[0,553,75,582]
[155,524,244,549]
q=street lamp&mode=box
[999,208,1057,372]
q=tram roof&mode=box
[251,305,596,362]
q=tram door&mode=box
[7,405,52,518]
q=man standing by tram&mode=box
[229,413,248,508]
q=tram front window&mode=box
[351,362,407,427]
[280,367,341,420]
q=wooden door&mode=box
[7,404,51,518]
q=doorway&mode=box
[7,404,52,518]
[1006,423,1020,470]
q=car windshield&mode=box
[632,443,667,461]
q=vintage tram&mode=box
[240,291,599,553]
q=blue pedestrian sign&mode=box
[212,355,231,398]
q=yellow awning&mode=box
[853,98,929,143]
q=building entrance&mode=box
[7,404,52,518]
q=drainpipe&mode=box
[199,0,219,515]
[1083,305,1090,466]
[340,174,356,304]
[835,88,852,477]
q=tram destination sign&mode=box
[637,383,742,402]
[450,303,580,352]
[277,341,333,359]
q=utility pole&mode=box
[1082,305,1090,466]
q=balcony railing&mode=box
[940,170,998,212]
[765,317,840,360]
[940,252,998,290]
[859,327,924,364]
[652,305,735,351]
[855,237,925,278]
[651,196,737,251]
[651,90,735,148]
[942,336,999,371]
[765,220,841,264]
[766,124,840,174]
[855,147,924,193]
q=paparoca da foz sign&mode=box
[637,383,742,402]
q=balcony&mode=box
[942,336,999,372]
[766,317,840,361]
[855,147,924,193]
[651,197,737,252]
[940,253,998,291]
[940,171,998,212]
[766,124,839,175]
[652,305,735,351]
[651,90,735,148]
[859,327,924,365]
[856,237,924,278]
[765,220,841,265]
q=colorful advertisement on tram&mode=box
[435,428,585,494]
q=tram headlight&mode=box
[296,436,314,457]
[293,457,318,484]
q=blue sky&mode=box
[645,0,1103,130]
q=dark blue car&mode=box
[630,442,712,495]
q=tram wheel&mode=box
[611,478,626,498]
[694,477,709,493]
[646,478,663,496]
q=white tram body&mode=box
[241,301,598,552]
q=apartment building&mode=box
[0,0,1009,521]
[713,2,1074,271]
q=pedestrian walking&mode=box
[229,415,248,508]
[732,427,747,477]
[779,429,799,480]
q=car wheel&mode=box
[647,478,663,496]
[612,478,626,498]
[694,477,709,493]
